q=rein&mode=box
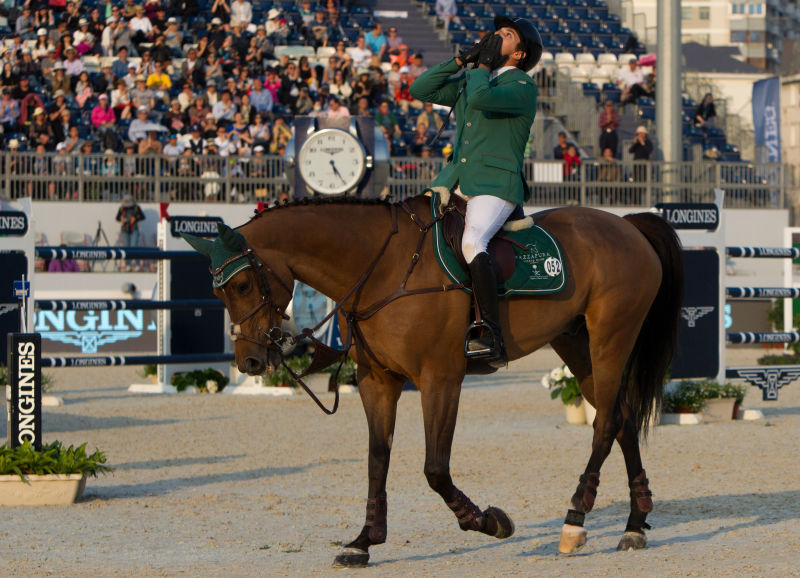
[228,199,465,414]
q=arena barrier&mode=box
[3,203,232,392]
[665,189,800,400]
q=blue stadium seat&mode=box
[638,106,655,121]
[582,82,601,103]
[602,83,621,103]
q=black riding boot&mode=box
[466,252,507,368]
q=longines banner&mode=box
[656,203,719,231]
[671,250,719,379]
[169,216,223,238]
[0,210,28,236]
[7,333,42,450]
[33,310,158,354]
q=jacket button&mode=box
[460,157,467,163]
[466,122,472,127]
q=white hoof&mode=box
[558,523,587,554]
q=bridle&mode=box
[214,244,292,351]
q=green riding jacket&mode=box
[410,57,538,204]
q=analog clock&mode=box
[297,128,367,195]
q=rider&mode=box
[410,16,543,367]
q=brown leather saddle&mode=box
[440,194,528,282]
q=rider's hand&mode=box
[458,34,492,66]
[478,34,504,69]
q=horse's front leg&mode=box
[420,377,515,540]
[333,370,404,568]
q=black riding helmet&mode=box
[493,16,543,72]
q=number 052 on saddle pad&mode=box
[429,190,567,298]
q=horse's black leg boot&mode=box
[467,252,506,368]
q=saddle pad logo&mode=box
[519,245,562,282]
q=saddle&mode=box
[440,193,528,283]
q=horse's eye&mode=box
[237,280,251,295]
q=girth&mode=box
[440,194,526,283]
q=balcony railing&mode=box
[1,153,790,210]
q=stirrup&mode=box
[464,321,506,367]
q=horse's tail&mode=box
[622,212,684,437]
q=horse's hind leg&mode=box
[419,374,515,540]
[554,321,640,554]
[334,370,404,568]
[614,401,652,551]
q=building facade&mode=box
[625,0,800,71]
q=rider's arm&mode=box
[409,58,464,108]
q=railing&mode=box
[1,152,791,209]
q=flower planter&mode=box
[564,398,586,424]
[0,474,87,506]
[702,398,738,422]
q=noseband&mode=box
[213,244,292,352]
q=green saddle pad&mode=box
[430,193,567,298]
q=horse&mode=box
[185,194,683,567]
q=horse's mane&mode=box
[247,196,397,224]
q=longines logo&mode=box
[0,211,28,236]
[170,216,223,238]
[34,310,156,353]
[729,367,800,400]
[657,203,719,231]
[681,306,714,328]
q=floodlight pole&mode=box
[656,0,682,201]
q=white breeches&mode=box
[461,194,515,264]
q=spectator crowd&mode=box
[0,0,448,162]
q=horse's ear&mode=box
[182,233,213,256]
[218,223,245,251]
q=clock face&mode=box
[298,128,367,195]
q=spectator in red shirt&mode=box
[563,144,581,181]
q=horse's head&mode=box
[184,223,293,376]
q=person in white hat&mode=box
[91,94,120,151]
[63,45,85,76]
[629,125,653,183]
[128,106,152,143]
[129,5,154,48]
[28,106,55,150]
[266,8,281,36]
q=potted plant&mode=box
[699,380,747,422]
[542,365,585,424]
[171,368,229,393]
[140,364,158,384]
[0,441,111,506]
[324,356,357,392]
[265,354,315,387]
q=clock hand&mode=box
[330,159,347,183]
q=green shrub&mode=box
[663,380,747,413]
[0,441,111,480]
[757,353,800,366]
[171,368,229,393]
[0,365,54,393]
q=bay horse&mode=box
[186,194,683,566]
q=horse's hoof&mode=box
[332,547,369,568]
[558,524,587,554]
[616,531,647,551]
[484,506,515,539]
